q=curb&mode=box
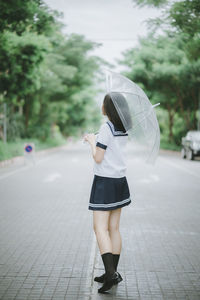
[159,148,180,156]
[0,142,181,169]
[0,143,69,169]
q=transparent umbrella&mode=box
[105,69,161,165]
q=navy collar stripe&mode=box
[106,121,128,136]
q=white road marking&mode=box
[0,157,50,180]
[161,157,200,180]
[137,173,160,184]
[71,157,79,163]
[138,178,152,184]
[150,174,160,182]
[0,165,30,180]
[43,172,61,183]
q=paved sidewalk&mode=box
[0,142,200,300]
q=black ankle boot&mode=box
[98,272,119,293]
[94,271,123,284]
[94,253,123,284]
[94,252,114,284]
[97,252,118,293]
[94,273,106,283]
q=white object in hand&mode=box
[82,132,98,145]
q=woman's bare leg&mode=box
[93,209,123,286]
[108,208,122,254]
[93,210,112,254]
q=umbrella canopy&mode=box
[105,69,160,165]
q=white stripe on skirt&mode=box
[89,197,131,208]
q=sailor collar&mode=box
[106,120,128,136]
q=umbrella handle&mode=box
[106,71,112,92]
[152,103,160,108]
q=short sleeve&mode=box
[96,123,111,150]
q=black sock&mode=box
[113,254,120,271]
[101,252,115,277]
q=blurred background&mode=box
[0,0,199,160]
[0,2,200,300]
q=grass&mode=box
[160,140,181,152]
[0,135,67,162]
[0,135,182,162]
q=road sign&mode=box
[25,144,33,153]
[24,143,35,165]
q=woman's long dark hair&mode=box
[103,93,132,133]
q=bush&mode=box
[0,125,67,161]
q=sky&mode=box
[44,0,161,72]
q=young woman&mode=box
[84,93,132,293]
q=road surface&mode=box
[0,142,200,300]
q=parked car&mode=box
[181,130,200,160]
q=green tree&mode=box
[0,0,60,138]
[132,0,200,61]
[0,1,104,142]
[126,0,200,145]
[32,33,103,139]
[120,34,200,142]
[0,0,62,35]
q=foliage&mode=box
[121,33,200,142]
[0,132,66,161]
[0,0,62,35]
[122,0,200,145]
[0,31,50,100]
[0,0,103,144]
[132,0,167,7]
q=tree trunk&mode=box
[176,96,191,129]
[24,96,30,133]
[167,105,174,143]
[191,110,198,130]
[17,96,23,115]
[39,96,43,122]
[191,89,200,130]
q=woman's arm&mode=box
[84,133,105,164]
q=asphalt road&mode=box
[0,142,200,300]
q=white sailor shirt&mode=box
[93,120,128,178]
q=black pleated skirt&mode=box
[88,175,131,211]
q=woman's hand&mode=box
[84,133,105,164]
[84,133,96,145]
